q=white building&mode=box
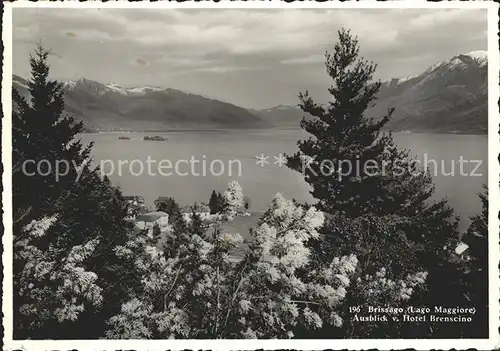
[135,211,169,231]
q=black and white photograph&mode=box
[3,1,499,349]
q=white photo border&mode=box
[2,0,499,350]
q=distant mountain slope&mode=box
[248,105,311,129]
[371,50,488,134]
[252,51,488,134]
[12,76,270,131]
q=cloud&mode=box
[12,8,487,108]
[281,55,325,65]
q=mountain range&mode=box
[12,76,271,132]
[12,50,488,134]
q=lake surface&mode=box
[80,130,487,232]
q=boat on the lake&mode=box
[117,136,131,140]
[143,135,168,141]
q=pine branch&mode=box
[221,263,249,333]
[214,264,220,337]
[164,264,183,312]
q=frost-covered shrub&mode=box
[221,180,246,219]
[357,267,428,303]
[14,216,103,335]
[107,188,360,339]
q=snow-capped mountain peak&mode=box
[438,50,488,70]
[369,49,488,134]
[397,75,417,84]
[445,56,467,69]
[71,77,108,95]
[105,82,129,95]
[63,80,76,89]
[393,50,489,85]
[464,50,488,66]
[127,86,167,95]
[62,78,171,97]
[465,50,487,60]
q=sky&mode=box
[13,8,487,109]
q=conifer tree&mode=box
[400,186,488,339]
[189,207,205,237]
[460,186,488,337]
[286,29,461,338]
[466,185,488,247]
[209,190,219,214]
[13,43,89,225]
[217,192,224,212]
[286,28,458,256]
[13,44,140,339]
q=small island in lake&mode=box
[117,136,131,140]
[143,135,168,141]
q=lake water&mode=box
[80,130,487,232]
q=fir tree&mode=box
[286,29,460,338]
[286,29,457,253]
[13,43,89,225]
[216,192,224,213]
[189,207,206,237]
[209,190,219,214]
[466,185,488,246]
[13,44,140,339]
[458,185,488,337]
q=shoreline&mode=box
[80,128,489,136]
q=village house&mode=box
[135,211,169,231]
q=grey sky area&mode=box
[13,8,487,109]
